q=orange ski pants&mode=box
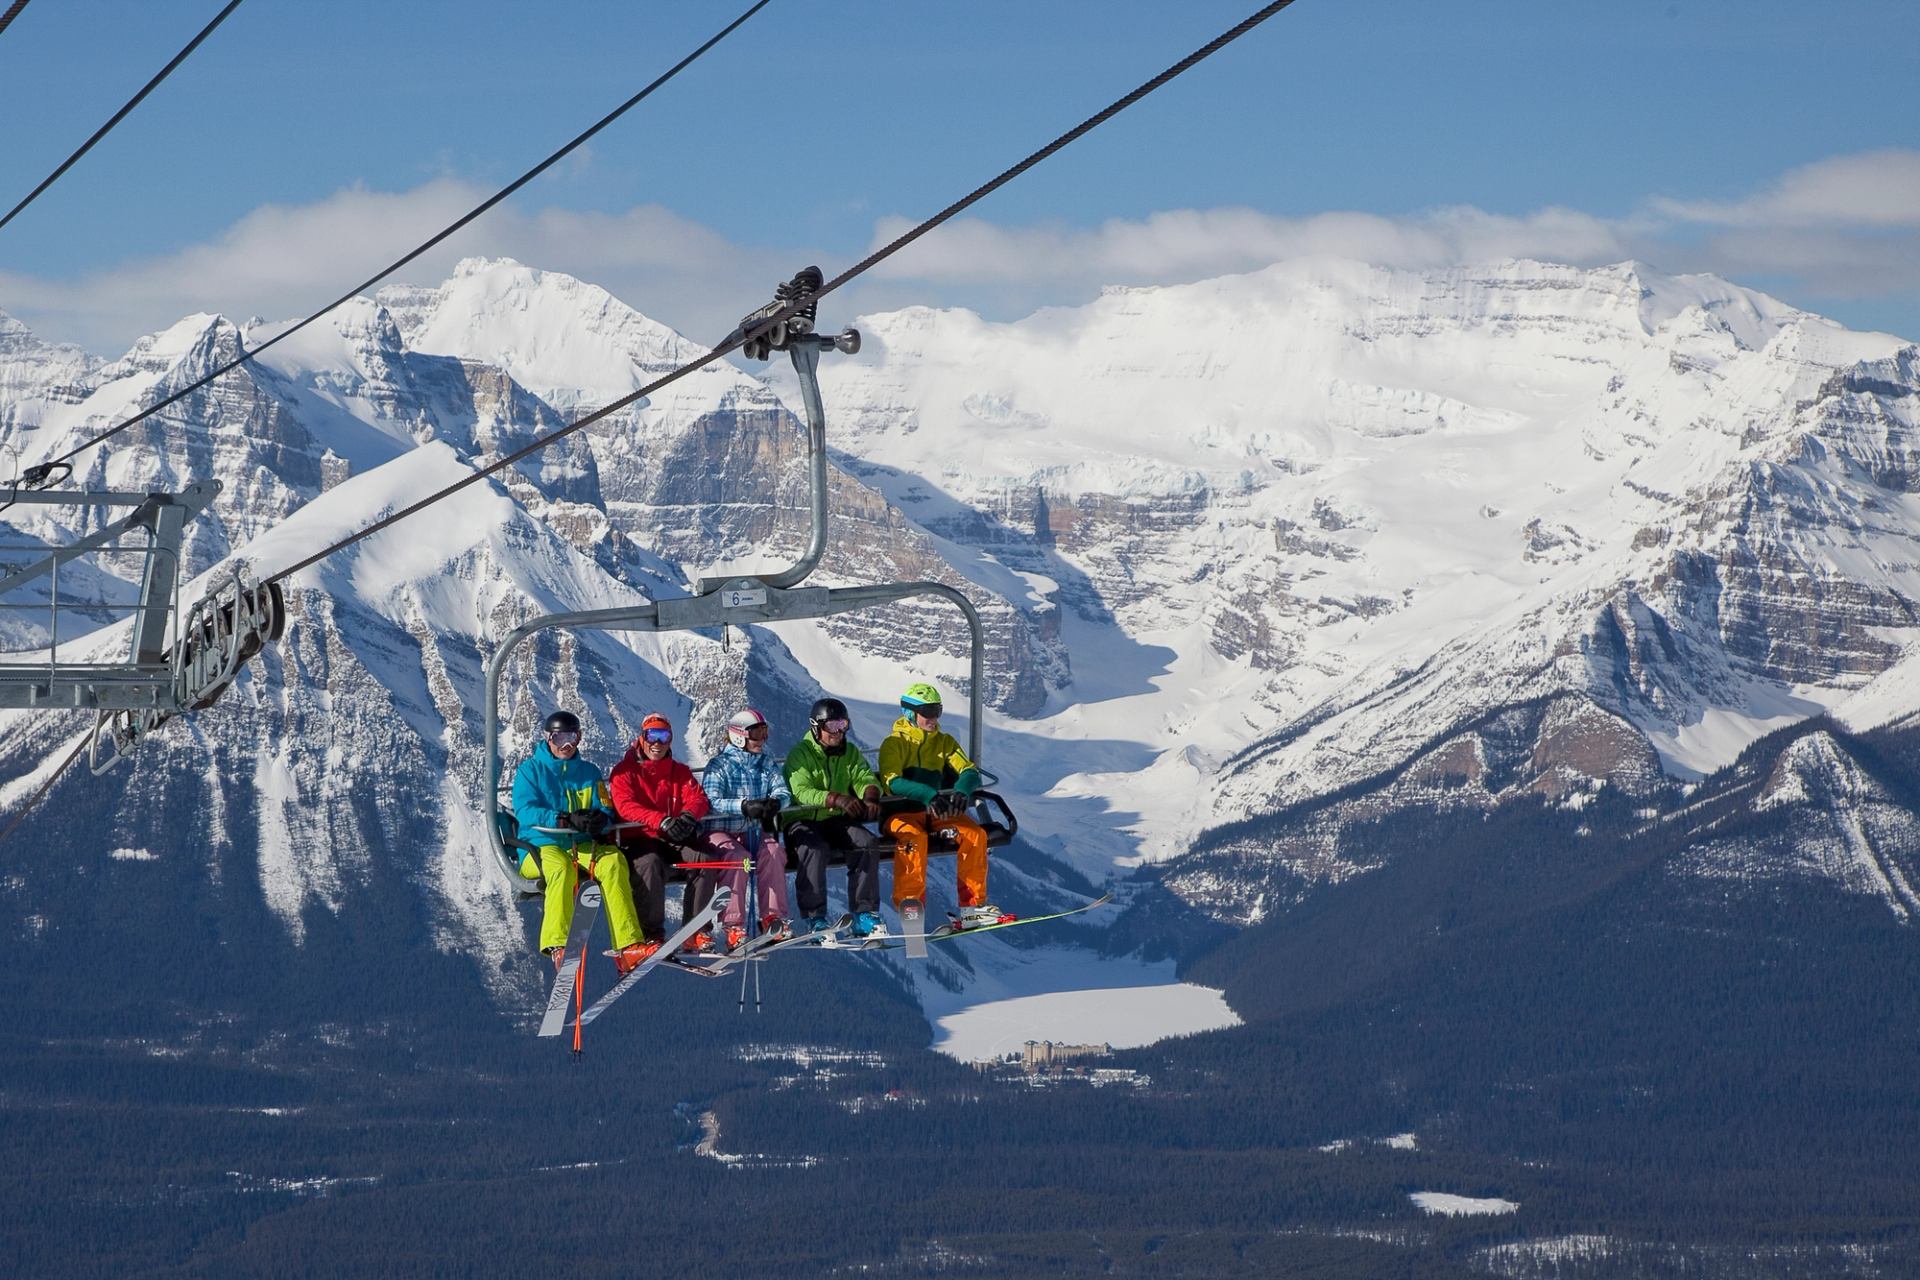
[885,811,988,909]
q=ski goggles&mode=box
[546,730,581,746]
[909,703,943,719]
[743,725,770,741]
[641,727,673,744]
[817,718,850,733]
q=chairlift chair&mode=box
[484,268,1016,899]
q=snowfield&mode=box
[1410,1192,1520,1216]
[915,947,1240,1061]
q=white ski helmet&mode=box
[726,706,769,749]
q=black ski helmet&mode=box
[544,710,581,735]
[809,697,849,726]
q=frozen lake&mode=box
[912,946,1241,1061]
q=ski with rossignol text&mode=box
[536,882,603,1038]
[574,886,731,1029]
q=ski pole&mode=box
[739,852,754,1015]
[572,857,600,1059]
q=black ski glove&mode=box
[931,790,967,818]
[582,809,613,839]
[559,810,594,833]
[740,797,780,823]
[661,814,701,846]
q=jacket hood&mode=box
[794,730,855,759]
[890,715,956,748]
[532,739,596,768]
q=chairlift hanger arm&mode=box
[702,266,860,596]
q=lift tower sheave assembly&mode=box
[0,479,285,771]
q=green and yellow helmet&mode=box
[901,681,943,717]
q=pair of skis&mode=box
[686,893,1114,972]
[860,893,1113,951]
[536,885,732,1040]
[537,884,605,1040]
[538,887,1115,1037]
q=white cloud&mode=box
[0,181,800,354]
[1,181,481,352]
[862,205,1639,286]
[3,148,1916,357]
[1652,149,1920,229]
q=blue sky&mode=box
[0,0,1915,352]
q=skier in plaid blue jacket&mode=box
[700,707,794,945]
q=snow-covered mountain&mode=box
[796,260,1920,892]
[4,254,1920,1012]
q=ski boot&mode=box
[957,904,1006,930]
[850,911,888,939]
[614,940,660,975]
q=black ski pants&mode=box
[785,818,882,918]
[625,841,671,942]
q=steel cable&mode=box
[0,728,87,846]
[0,0,34,39]
[24,0,776,483]
[0,0,248,234]
[266,0,1301,587]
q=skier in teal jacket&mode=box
[511,710,651,972]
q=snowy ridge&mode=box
[805,257,1920,870]
[6,253,1920,1010]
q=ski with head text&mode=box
[860,893,1114,949]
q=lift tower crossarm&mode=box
[0,482,217,603]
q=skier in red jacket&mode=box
[607,711,747,950]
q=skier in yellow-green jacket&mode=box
[877,681,1000,929]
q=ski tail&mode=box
[902,900,927,960]
[537,882,604,1039]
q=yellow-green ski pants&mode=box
[521,842,642,951]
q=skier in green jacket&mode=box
[782,696,886,937]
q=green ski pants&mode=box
[522,842,642,951]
